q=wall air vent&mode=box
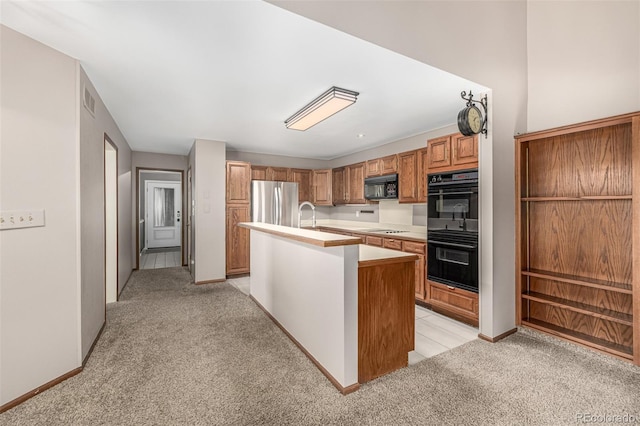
[83,86,96,117]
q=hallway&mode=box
[139,247,181,269]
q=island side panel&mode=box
[358,259,415,383]
[249,230,358,388]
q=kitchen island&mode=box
[239,222,417,394]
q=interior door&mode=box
[146,181,181,248]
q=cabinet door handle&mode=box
[447,286,456,290]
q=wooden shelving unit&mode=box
[515,112,640,365]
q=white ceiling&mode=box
[1,0,487,159]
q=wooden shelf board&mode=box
[522,292,633,326]
[521,269,632,294]
[522,319,633,359]
[521,195,632,201]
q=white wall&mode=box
[226,151,327,169]
[192,139,226,283]
[0,25,81,405]
[527,1,640,131]
[270,0,529,338]
[79,67,133,358]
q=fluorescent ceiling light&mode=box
[285,86,359,131]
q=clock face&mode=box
[468,106,482,133]
[457,105,483,136]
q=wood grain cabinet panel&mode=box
[398,150,419,203]
[426,133,478,173]
[226,204,250,276]
[251,165,268,181]
[288,168,312,203]
[402,241,426,301]
[312,169,333,206]
[226,161,251,204]
[332,167,347,205]
[267,167,289,182]
[226,161,251,276]
[428,280,478,327]
[516,112,640,365]
[426,136,451,171]
[416,148,429,202]
[380,154,399,175]
[383,238,402,251]
[452,134,478,168]
[366,159,382,177]
[366,154,398,177]
[365,236,383,247]
[358,260,415,383]
[347,162,366,204]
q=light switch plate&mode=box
[0,209,45,230]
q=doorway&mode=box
[145,180,181,248]
[136,169,184,270]
[104,135,118,303]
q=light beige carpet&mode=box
[3,267,639,425]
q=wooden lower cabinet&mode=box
[358,257,415,383]
[428,280,479,327]
[365,235,383,247]
[225,204,250,276]
[402,241,426,301]
[383,238,402,251]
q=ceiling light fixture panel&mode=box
[285,86,359,131]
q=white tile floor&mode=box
[140,247,181,269]
[227,276,478,364]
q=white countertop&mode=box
[239,222,362,247]
[305,219,427,242]
[240,223,419,264]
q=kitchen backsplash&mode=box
[313,202,426,226]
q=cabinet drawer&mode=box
[366,235,383,247]
[402,241,425,254]
[428,280,478,316]
[383,238,402,250]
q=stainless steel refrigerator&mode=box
[251,181,299,227]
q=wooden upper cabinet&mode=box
[312,169,333,206]
[251,165,268,181]
[398,150,419,203]
[226,161,251,204]
[251,165,294,182]
[417,148,429,202]
[366,159,382,177]
[427,132,478,173]
[452,134,478,168]
[380,154,398,175]
[268,166,289,182]
[332,167,347,205]
[288,168,312,203]
[347,162,366,204]
[366,154,398,177]
[427,136,452,171]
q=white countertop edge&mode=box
[239,222,361,245]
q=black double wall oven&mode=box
[427,169,479,293]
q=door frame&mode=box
[135,167,186,270]
[104,133,119,304]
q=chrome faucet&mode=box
[298,201,316,228]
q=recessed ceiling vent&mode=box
[83,86,96,117]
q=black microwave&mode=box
[364,174,398,200]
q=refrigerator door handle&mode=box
[274,187,281,225]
